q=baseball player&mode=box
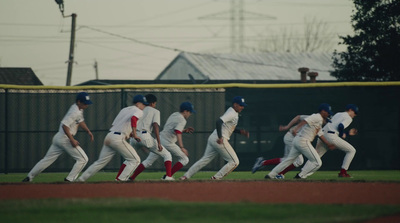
[252,115,308,178]
[117,94,172,181]
[265,103,335,179]
[77,95,147,182]
[129,101,195,181]
[22,92,94,182]
[301,104,359,178]
[180,96,249,180]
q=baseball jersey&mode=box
[323,112,353,134]
[59,104,84,136]
[289,115,308,132]
[211,107,239,140]
[160,112,187,143]
[137,106,160,132]
[109,105,143,136]
[297,113,323,141]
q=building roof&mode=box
[155,52,337,81]
[0,68,43,85]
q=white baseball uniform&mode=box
[27,104,89,181]
[78,105,143,182]
[183,107,239,179]
[302,111,356,175]
[281,115,308,167]
[159,112,190,166]
[129,106,172,168]
[267,113,324,178]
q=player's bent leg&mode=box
[293,155,304,167]
[117,145,141,181]
[28,144,64,180]
[297,142,322,178]
[77,145,116,182]
[183,141,218,179]
[213,140,239,179]
[65,146,89,181]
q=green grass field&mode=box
[1,170,399,183]
[1,171,400,223]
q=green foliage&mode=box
[0,198,399,223]
[332,0,400,81]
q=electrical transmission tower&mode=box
[199,0,276,53]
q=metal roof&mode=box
[0,68,43,85]
[156,52,337,81]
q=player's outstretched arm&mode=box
[279,115,301,131]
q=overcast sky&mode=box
[0,0,354,86]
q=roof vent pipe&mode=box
[308,72,318,83]
[298,67,309,83]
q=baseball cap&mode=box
[346,104,359,114]
[318,103,333,116]
[180,102,196,113]
[76,92,93,105]
[232,96,247,106]
[133,95,149,105]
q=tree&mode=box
[331,0,400,81]
[258,16,335,53]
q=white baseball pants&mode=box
[78,132,140,182]
[282,132,304,167]
[161,138,189,166]
[183,134,239,179]
[28,132,88,181]
[302,133,356,175]
[129,132,172,168]
[268,136,321,178]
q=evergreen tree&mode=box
[331,0,400,81]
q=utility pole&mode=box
[55,0,77,86]
[66,13,77,86]
[94,60,99,80]
[199,0,276,53]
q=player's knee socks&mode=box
[129,163,145,180]
[115,164,126,179]
[278,164,296,175]
[164,161,172,177]
[171,162,184,175]
[263,158,281,166]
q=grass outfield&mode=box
[1,170,400,183]
[1,171,399,223]
[0,199,399,223]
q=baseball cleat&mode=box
[264,174,272,179]
[162,176,175,181]
[64,178,72,182]
[338,172,352,178]
[179,176,188,180]
[294,173,302,179]
[251,157,264,174]
[22,177,31,182]
[275,174,285,179]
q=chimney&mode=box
[308,72,318,83]
[298,67,309,83]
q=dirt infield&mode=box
[1,181,400,204]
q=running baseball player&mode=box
[22,92,94,182]
[265,103,335,179]
[252,115,308,178]
[77,95,147,182]
[116,94,172,181]
[180,96,249,180]
[129,101,195,181]
[301,104,358,178]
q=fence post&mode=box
[4,89,8,174]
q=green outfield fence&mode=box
[1,82,399,174]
